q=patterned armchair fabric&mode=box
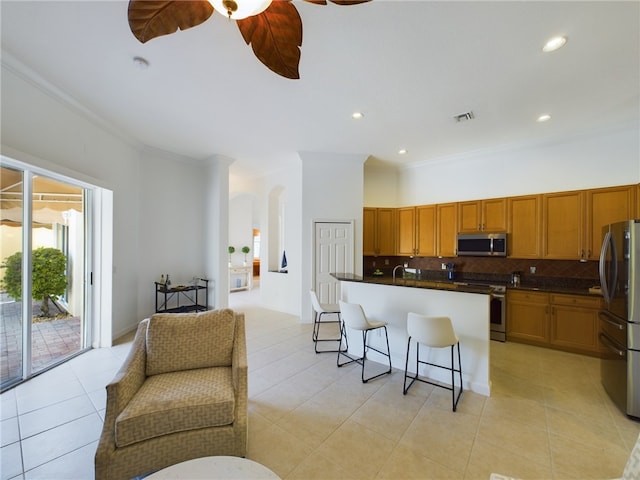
[95,309,247,480]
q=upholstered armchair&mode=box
[95,309,247,480]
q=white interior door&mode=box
[314,222,353,304]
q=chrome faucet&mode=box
[392,264,405,283]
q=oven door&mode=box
[489,294,506,342]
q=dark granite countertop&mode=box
[331,273,602,298]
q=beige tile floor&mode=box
[1,283,639,479]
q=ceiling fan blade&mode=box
[128,0,213,43]
[237,1,302,79]
[329,1,372,4]
[303,0,372,5]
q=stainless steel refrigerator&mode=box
[599,219,640,418]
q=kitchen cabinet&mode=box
[458,198,507,233]
[542,190,584,260]
[542,185,635,261]
[585,185,636,260]
[507,194,542,258]
[508,290,601,356]
[363,207,395,256]
[436,203,458,257]
[549,294,600,355]
[397,205,436,256]
[507,290,549,345]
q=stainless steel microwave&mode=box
[456,233,507,257]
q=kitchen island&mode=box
[333,273,492,396]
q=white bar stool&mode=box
[337,301,392,383]
[403,312,463,411]
[309,291,347,354]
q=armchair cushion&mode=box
[115,367,235,447]
[146,309,235,376]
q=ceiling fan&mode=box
[128,0,371,79]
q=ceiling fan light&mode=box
[209,0,272,19]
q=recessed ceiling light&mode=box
[398,149,408,155]
[542,36,567,53]
[537,114,552,122]
[133,56,150,69]
[351,112,364,120]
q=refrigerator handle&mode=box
[599,231,618,304]
[599,333,625,357]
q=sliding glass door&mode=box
[1,163,92,391]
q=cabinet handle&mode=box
[478,224,481,230]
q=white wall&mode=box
[363,158,400,207]
[2,62,137,340]
[299,152,368,321]
[203,156,232,310]
[229,193,255,266]
[258,154,303,315]
[396,122,640,206]
[1,60,215,340]
[137,148,208,316]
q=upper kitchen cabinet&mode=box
[585,185,637,260]
[363,207,395,256]
[508,194,542,258]
[437,203,458,257]
[542,190,585,260]
[458,198,507,233]
[397,205,436,257]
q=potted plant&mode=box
[228,246,235,266]
[241,246,250,266]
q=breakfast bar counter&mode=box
[333,273,492,396]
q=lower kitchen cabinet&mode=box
[507,290,549,345]
[549,294,601,355]
[507,290,602,356]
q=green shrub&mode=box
[1,247,68,317]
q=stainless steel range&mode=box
[459,281,506,342]
[489,285,507,342]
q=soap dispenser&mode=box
[446,263,455,281]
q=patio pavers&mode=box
[1,295,81,388]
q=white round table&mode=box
[146,456,280,479]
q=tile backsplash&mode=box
[365,255,599,288]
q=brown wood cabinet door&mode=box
[585,185,636,260]
[437,203,458,257]
[550,305,598,354]
[508,195,542,258]
[376,208,396,256]
[543,191,584,260]
[416,205,436,256]
[363,208,376,256]
[458,201,481,233]
[397,207,416,256]
[507,291,549,345]
[483,198,507,232]
[549,294,600,355]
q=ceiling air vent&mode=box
[454,111,475,122]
